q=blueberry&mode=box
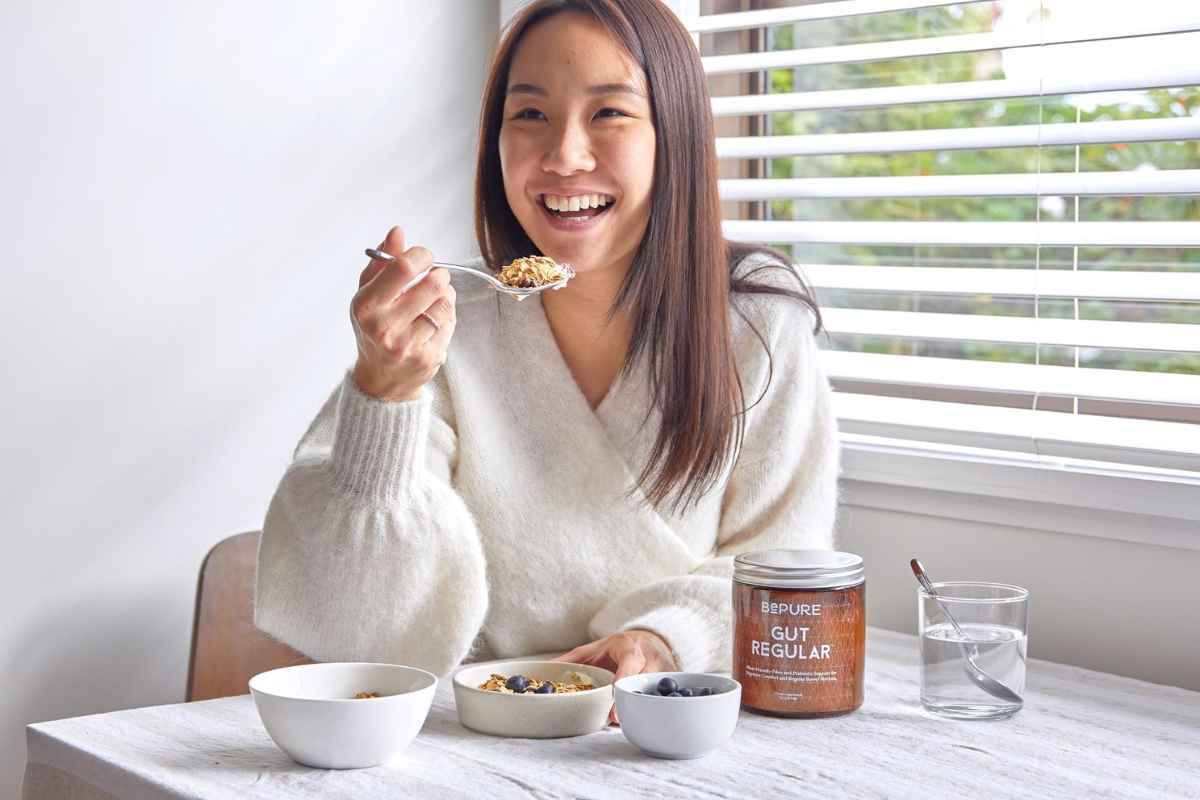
[698,687,714,696]
[668,691,682,697]
[657,677,678,695]
[505,675,531,693]
[534,682,555,694]
[679,688,694,697]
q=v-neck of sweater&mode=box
[447,269,672,524]
[513,291,649,443]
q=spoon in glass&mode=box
[910,558,1023,704]
[364,248,574,299]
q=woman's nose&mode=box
[542,120,595,175]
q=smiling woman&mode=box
[255,0,839,703]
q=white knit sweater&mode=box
[255,255,839,677]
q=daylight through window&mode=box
[685,0,1200,474]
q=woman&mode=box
[255,0,838,691]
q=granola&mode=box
[496,256,573,289]
[477,673,597,694]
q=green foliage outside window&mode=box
[759,5,1200,376]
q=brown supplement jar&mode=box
[733,549,866,718]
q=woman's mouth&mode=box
[540,193,615,223]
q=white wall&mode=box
[0,1,498,796]
[501,0,532,23]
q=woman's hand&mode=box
[351,226,456,402]
[552,629,679,723]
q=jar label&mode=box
[733,583,865,715]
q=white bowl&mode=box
[614,672,742,759]
[452,660,615,738]
[249,662,437,769]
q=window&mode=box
[682,0,1200,480]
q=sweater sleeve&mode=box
[254,370,488,677]
[587,290,839,673]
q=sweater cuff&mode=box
[620,604,720,674]
[327,371,431,506]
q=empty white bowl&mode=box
[249,662,437,769]
[452,660,615,738]
[614,672,742,759]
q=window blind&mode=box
[682,0,1200,473]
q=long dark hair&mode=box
[476,0,820,511]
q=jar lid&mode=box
[733,549,864,590]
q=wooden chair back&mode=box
[186,531,312,701]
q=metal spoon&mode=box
[364,248,574,300]
[910,558,1023,704]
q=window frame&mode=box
[840,437,1200,551]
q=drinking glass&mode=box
[919,582,1029,720]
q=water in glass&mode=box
[921,622,1026,719]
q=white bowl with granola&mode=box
[452,660,615,738]
[249,662,437,769]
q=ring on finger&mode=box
[420,311,441,331]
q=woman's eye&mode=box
[513,108,546,121]
[595,108,625,119]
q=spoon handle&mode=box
[431,262,506,289]
[910,558,971,641]
[364,249,506,291]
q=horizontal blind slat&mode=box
[822,350,1200,405]
[711,65,1200,115]
[715,117,1200,159]
[702,19,1200,75]
[720,169,1200,200]
[822,308,1200,352]
[833,393,1200,470]
[723,219,1200,246]
[805,265,1200,302]
[684,0,957,33]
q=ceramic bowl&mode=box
[614,672,742,759]
[452,660,615,738]
[249,662,437,769]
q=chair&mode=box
[186,531,313,701]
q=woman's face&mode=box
[499,12,656,278]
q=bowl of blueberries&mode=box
[452,660,615,739]
[614,672,742,759]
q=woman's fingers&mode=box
[350,228,457,402]
[411,299,457,365]
[551,641,605,667]
[553,632,676,725]
[612,644,647,684]
[555,639,626,725]
[607,641,647,725]
[425,284,457,324]
[554,631,674,675]
[636,630,679,672]
[390,262,449,326]
[354,248,442,342]
[359,227,405,288]
[360,246,436,313]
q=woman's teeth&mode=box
[543,194,615,216]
